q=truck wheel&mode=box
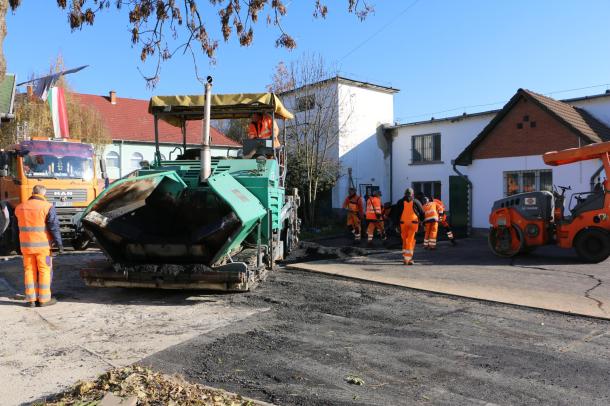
[574,229,610,263]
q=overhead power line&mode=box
[396,82,610,123]
[339,0,421,63]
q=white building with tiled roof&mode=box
[386,89,610,233]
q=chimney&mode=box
[109,90,117,105]
[26,85,33,99]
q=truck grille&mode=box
[46,189,88,204]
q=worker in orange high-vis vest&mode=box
[365,190,386,244]
[343,187,364,241]
[391,188,424,265]
[247,113,280,148]
[421,197,440,250]
[434,198,457,246]
[14,185,63,308]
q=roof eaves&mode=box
[524,89,604,144]
[388,109,499,130]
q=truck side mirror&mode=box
[0,169,7,177]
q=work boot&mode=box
[407,260,415,265]
[450,239,457,246]
[37,298,58,307]
[25,301,36,308]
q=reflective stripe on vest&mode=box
[423,202,439,221]
[400,200,418,224]
[366,197,382,220]
[14,196,52,254]
[19,226,47,232]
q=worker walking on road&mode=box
[14,185,63,308]
[343,187,364,242]
[434,198,457,246]
[422,197,440,250]
[392,188,424,265]
[366,190,386,244]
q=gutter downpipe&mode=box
[200,80,212,182]
[386,127,393,201]
[452,160,473,236]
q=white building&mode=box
[386,89,610,233]
[279,76,398,209]
[75,91,241,180]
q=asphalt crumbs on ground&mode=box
[143,266,610,406]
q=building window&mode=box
[504,170,552,196]
[130,152,144,170]
[530,121,537,128]
[296,94,315,112]
[105,151,120,169]
[517,122,523,129]
[412,181,441,201]
[412,133,441,163]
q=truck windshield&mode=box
[23,154,94,180]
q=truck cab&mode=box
[0,137,101,253]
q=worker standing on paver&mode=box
[247,113,280,148]
[392,188,424,265]
[343,187,364,242]
[366,190,386,244]
[422,197,440,250]
[14,185,63,307]
[434,198,457,246]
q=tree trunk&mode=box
[0,0,7,81]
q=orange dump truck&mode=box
[0,137,103,253]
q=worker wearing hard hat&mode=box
[422,196,440,250]
[391,188,424,265]
[434,198,457,246]
[14,185,63,307]
[343,187,364,242]
[365,190,386,244]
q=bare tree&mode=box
[270,55,353,224]
[2,1,373,85]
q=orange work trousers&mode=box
[367,220,385,241]
[424,222,439,249]
[400,222,419,263]
[346,212,361,240]
[23,253,53,304]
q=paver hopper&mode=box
[80,83,300,290]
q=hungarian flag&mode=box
[47,86,70,138]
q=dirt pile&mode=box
[35,365,266,406]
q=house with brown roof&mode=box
[75,91,241,179]
[385,88,610,234]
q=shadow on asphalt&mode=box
[305,235,587,268]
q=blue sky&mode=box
[5,1,610,123]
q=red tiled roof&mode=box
[455,88,610,165]
[73,93,241,147]
[523,89,610,143]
